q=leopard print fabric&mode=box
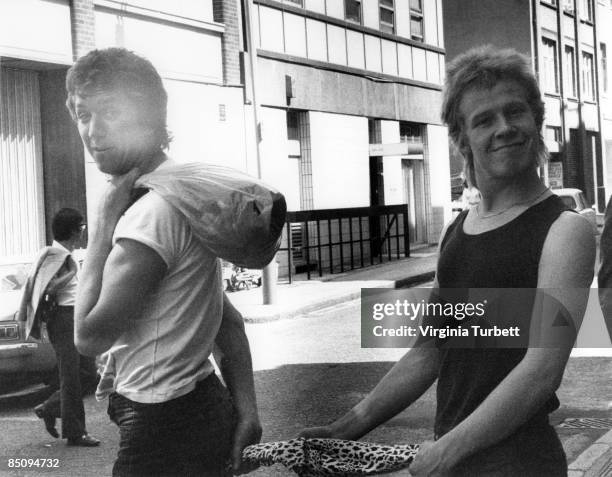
[242,438,419,476]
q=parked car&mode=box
[0,265,56,391]
[552,188,598,233]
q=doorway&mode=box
[402,159,427,244]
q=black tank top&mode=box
[434,195,569,437]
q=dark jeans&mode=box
[108,373,236,477]
[44,306,87,439]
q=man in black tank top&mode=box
[300,47,595,476]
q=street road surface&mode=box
[0,298,610,476]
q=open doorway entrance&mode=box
[402,158,427,245]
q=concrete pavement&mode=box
[227,246,438,323]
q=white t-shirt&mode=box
[98,168,223,403]
[51,240,78,307]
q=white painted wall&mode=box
[309,112,370,209]
[425,124,451,242]
[363,0,379,30]
[380,121,404,205]
[259,108,301,210]
[95,11,223,82]
[0,0,72,64]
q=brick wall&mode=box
[70,0,95,60]
[213,0,242,85]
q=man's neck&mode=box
[476,170,545,213]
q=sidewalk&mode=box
[227,246,438,323]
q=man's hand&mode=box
[408,440,454,477]
[95,168,141,232]
[231,415,262,475]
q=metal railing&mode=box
[281,204,410,283]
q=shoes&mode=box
[34,404,58,438]
[67,434,100,447]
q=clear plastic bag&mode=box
[136,163,286,268]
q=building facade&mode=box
[0,0,249,272]
[1,0,452,280]
[443,0,610,212]
[249,0,451,275]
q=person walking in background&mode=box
[301,46,595,476]
[67,48,261,476]
[19,208,100,446]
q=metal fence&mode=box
[280,204,410,283]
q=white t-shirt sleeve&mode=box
[113,192,187,269]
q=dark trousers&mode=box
[43,306,87,439]
[108,373,235,477]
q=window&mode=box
[409,0,424,42]
[580,0,592,21]
[582,51,595,100]
[542,37,559,94]
[285,0,303,5]
[379,0,394,34]
[564,45,577,97]
[542,0,557,6]
[400,122,423,143]
[601,43,608,94]
[345,0,361,23]
[563,0,575,14]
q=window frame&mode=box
[409,0,424,42]
[579,0,593,21]
[541,37,560,94]
[345,0,362,24]
[379,0,395,34]
[582,50,595,100]
[564,44,577,97]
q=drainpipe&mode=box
[241,0,277,304]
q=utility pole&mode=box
[241,0,277,304]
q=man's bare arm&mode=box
[75,238,166,356]
[74,168,166,356]
[300,345,439,440]
[214,294,262,473]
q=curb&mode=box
[568,428,612,476]
[241,271,436,323]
